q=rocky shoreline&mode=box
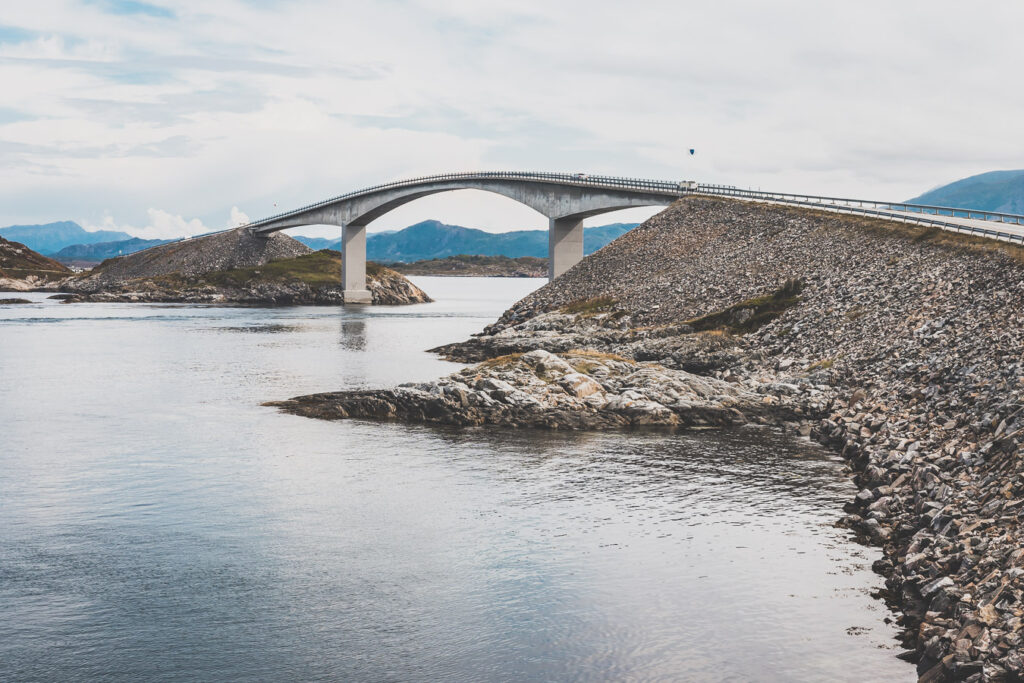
[268,347,813,429]
[270,196,1024,682]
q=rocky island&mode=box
[0,236,72,291]
[390,254,547,278]
[270,196,1024,682]
[60,228,430,305]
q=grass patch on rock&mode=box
[685,278,804,334]
[193,251,343,287]
[560,296,617,316]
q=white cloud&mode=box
[85,206,253,239]
[1,0,1022,233]
[84,208,206,239]
[228,206,249,228]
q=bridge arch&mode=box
[244,172,688,302]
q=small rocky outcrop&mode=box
[267,348,803,429]
[367,263,432,304]
[391,255,548,277]
[0,236,72,291]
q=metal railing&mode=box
[692,186,1024,244]
[694,185,1024,226]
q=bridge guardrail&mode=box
[694,185,1024,226]
[693,187,1024,245]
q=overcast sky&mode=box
[1,0,1022,239]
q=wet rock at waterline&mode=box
[267,348,810,429]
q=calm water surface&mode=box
[0,277,912,682]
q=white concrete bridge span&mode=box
[239,171,1024,304]
[242,172,690,303]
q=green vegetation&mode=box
[391,254,547,276]
[560,296,618,316]
[195,251,343,287]
[685,279,804,334]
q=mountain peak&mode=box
[0,221,133,255]
[908,169,1024,214]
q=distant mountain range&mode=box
[907,169,1024,214]
[0,221,132,255]
[293,220,639,262]
[0,218,638,264]
[50,237,172,263]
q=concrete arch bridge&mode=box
[242,172,692,303]
[240,171,1024,303]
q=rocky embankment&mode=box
[62,230,429,305]
[391,254,548,277]
[0,236,71,291]
[272,196,1024,681]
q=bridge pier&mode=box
[342,223,372,304]
[548,216,584,280]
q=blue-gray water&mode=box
[0,278,912,682]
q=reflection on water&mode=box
[215,323,304,334]
[339,317,367,350]
[0,280,912,682]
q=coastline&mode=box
[268,196,1024,682]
